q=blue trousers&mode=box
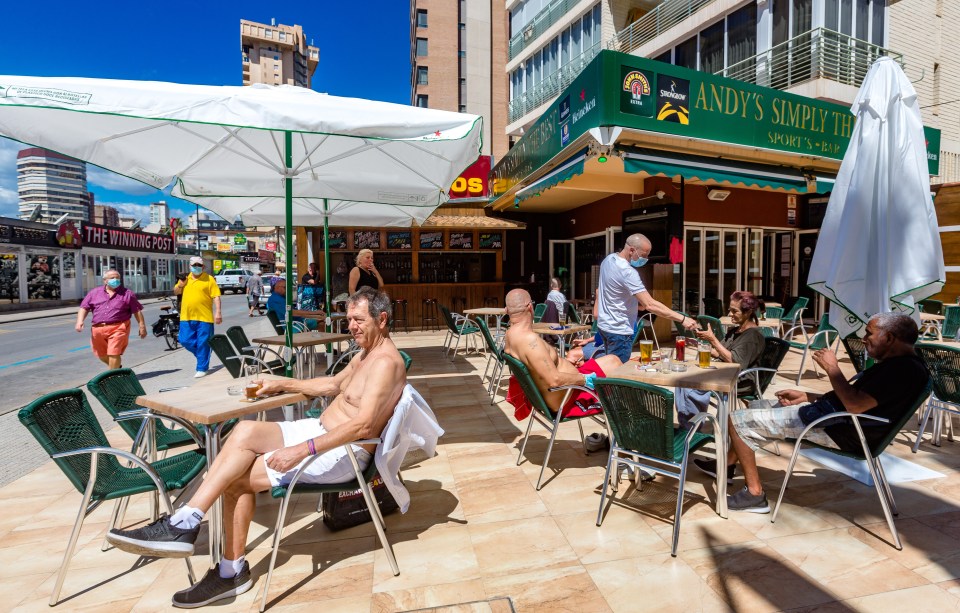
[598,330,634,363]
[179,320,214,372]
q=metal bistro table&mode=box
[920,312,946,341]
[606,358,741,518]
[251,331,353,379]
[136,372,308,565]
[532,322,591,358]
[464,307,507,334]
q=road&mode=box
[0,293,256,416]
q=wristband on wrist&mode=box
[307,439,317,455]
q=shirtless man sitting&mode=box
[503,288,621,419]
[107,288,406,608]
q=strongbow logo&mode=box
[656,75,690,125]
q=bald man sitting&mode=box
[503,288,622,421]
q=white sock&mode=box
[219,556,245,579]
[169,505,204,530]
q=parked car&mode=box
[214,268,253,294]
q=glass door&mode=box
[721,229,742,299]
[683,227,701,315]
[745,228,763,296]
[703,229,721,312]
[548,240,575,300]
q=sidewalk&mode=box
[0,296,172,325]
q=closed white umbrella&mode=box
[0,76,482,369]
[807,57,944,338]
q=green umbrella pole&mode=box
[324,198,332,354]
[284,131,294,378]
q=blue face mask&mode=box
[190,266,203,275]
[630,257,648,268]
[106,278,121,289]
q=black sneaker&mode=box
[172,562,253,609]
[693,458,736,485]
[106,514,199,558]
[726,485,770,514]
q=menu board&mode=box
[324,231,347,249]
[386,231,412,249]
[419,231,444,249]
[449,232,474,249]
[479,232,502,249]
[354,230,381,250]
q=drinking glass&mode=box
[639,340,654,365]
[660,348,673,373]
[697,342,712,368]
[558,311,568,327]
[245,373,263,400]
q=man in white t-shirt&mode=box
[545,278,566,316]
[596,233,698,362]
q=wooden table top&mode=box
[532,323,591,337]
[251,331,353,347]
[764,302,782,309]
[136,373,308,425]
[921,313,946,322]
[720,317,781,328]
[607,359,740,394]
[464,307,506,316]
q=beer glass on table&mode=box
[697,342,712,368]
[639,340,654,365]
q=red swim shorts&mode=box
[506,359,605,421]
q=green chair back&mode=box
[916,344,960,405]
[564,302,581,325]
[764,306,784,320]
[399,350,413,372]
[439,304,478,335]
[810,313,838,350]
[226,326,255,359]
[673,311,697,339]
[502,351,557,421]
[475,317,502,358]
[696,314,724,340]
[209,334,243,378]
[744,337,791,397]
[266,308,284,333]
[943,305,960,340]
[857,380,933,460]
[841,335,873,373]
[919,299,943,316]
[533,303,547,323]
[783,296,809,322]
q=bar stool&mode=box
[392,299,409,333]
[450,296,467,314]
[484,296,499,308]
[421,297,440,331]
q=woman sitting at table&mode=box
[676,291,765,429]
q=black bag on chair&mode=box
[321,476,399,531]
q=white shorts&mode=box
[263,419,372,487]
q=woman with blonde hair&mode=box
[349,248,384,294]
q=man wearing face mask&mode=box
[75,268,146,370]
[174,256,222,378]
[596,233,698,363]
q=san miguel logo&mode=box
[657,75,690,125]
[620,67,654,116]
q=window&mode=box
[675,35,698,70]
[726,3,757,68]
[699,20,724,74]
[417,9,427,27]
[654,49,672,64]
[459,105,467,112]
[416,94,428,108]
[416,37,428,56]
[458,50,466,58]
[417,66,428,85]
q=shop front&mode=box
[0,217,82,308]
[80,222,176,297]
[490,50,941,331]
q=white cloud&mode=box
[103,201,152,222]
[87,166,158,195]
[0,138,22,218]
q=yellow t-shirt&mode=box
[179,273,221,323]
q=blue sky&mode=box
[0,0,412,223]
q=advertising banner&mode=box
[81,222,175,254]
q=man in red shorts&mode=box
[503,288,621,421]
[75,269,147,369]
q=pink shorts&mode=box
[91,321,131,358]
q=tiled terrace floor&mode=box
[4,330,960,612]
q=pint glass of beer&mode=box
[697,342,712,368]
[245,379,263,400]
[639,340,654,364]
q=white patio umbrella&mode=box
[807,57,944,338]
[0,76,482,370]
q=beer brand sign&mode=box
[81,222,175,254]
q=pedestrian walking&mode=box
[246,270,264,317]
[174,256,222,377]
[75,269,146,370]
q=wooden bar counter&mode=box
[384,282,506,328]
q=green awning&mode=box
[514,149,587,205]
[622,149,809,193]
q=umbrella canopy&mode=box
[807,57,944,338]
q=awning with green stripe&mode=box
[514,149,588,204]
[622,149,810,193]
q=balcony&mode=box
[720,28,903,92]
[508,42,600,124]
[508,0,585,61]
[609,0,717,55]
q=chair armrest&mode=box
[52,445,170,494]
[806,329,838,348]
[279,437,384,492]
[737,367,779,398]
[782,324,811,341]
[801,411,889,430]
[548,384,595,397]
[243,345,286,363]
[228,355,284,375]
[115,410,204,447]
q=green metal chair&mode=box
[780,296,810,338]
[533,303,547,323]
[784,313,839,384]
[696,314,724,340]
[209,333,280,379]
[914,344,960,452]
[439,304,481,360]
[592,379,716,556]
[736,337,792,405]
[701,297,724,318]
[265,308,308,334]
[772,380,932,550]
[841,335,874,374]
[226,325,288,374]
[476,318,508,404]
[18,389,206,605]
[564,301,581,325]
[942,305,960,340]
[400,349,413,372]
[919,299,944,316]
[502,351,606,490]
[763,306,784,320]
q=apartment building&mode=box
[16,148,90,223]
[92,204,120,227]
[410,0,510,159]
[241,19,319,88]
[149,201,169,227]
